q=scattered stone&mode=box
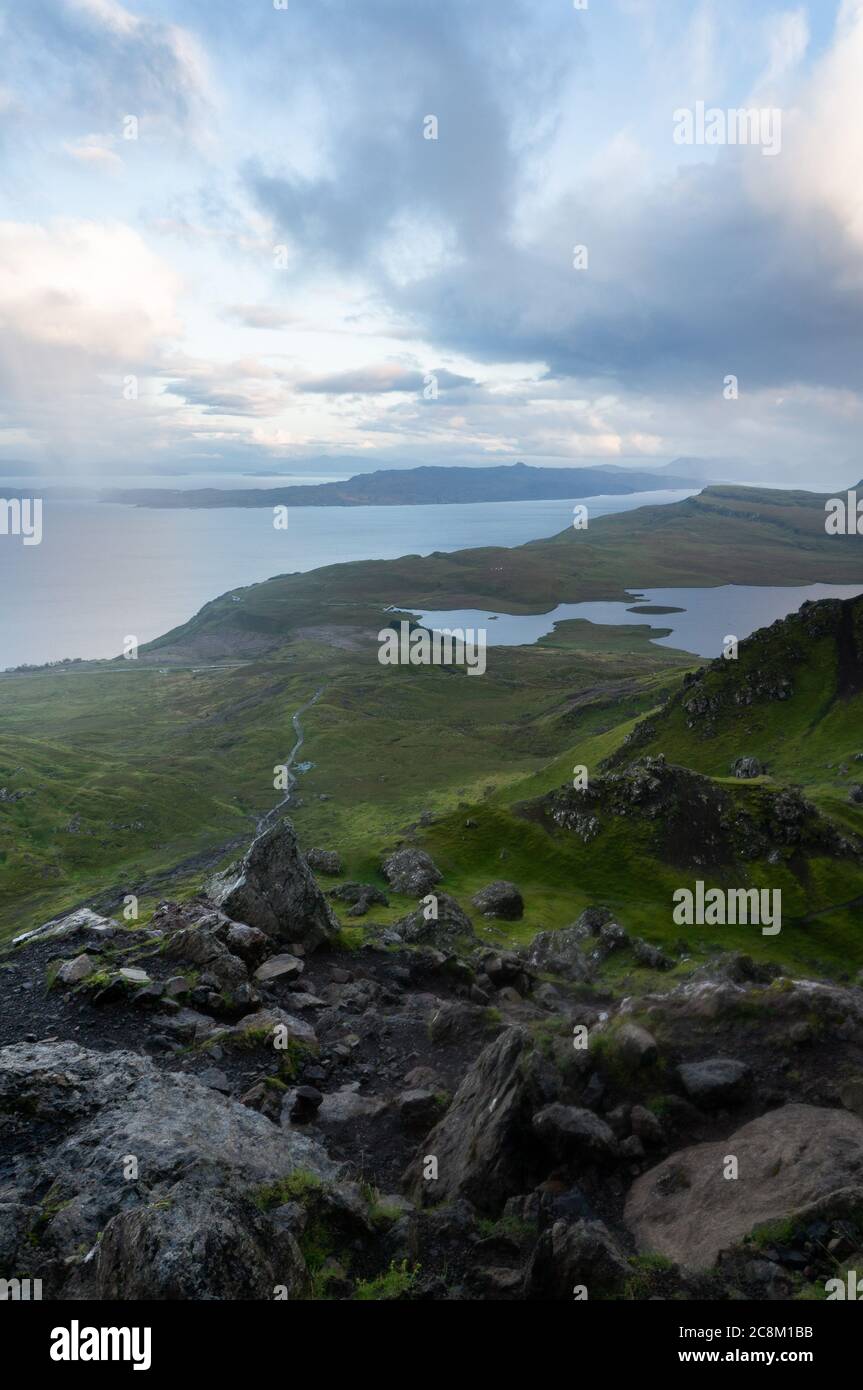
[254,953,305,983]
[56,954,97,986]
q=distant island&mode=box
[105,461,698,510]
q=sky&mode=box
[0,0,861,487]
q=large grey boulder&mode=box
[381,848,442,897]
[525,924,593,981]
[624,1103,863,1270]
[403,1026,556,1213]
[395,892,474,947]
[75,1181,309,1301]
[471,880,524,921]
[677,1058,751,1109]
[205,818,338,949]
[0,1042,338,1297]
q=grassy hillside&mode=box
[605,594,863,806]
[0,624,687,940]
[3,487,863,977]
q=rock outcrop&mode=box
[404,1026,555,1212]
[206,818,339,949]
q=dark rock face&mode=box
[676,1058,751,1109]
[471,880,524,921]
[205,818,339,949]
[532,1104,619,1162]
[524,1219,630,1299]
[381,848,442,897]
[404,1026,555,1212]
[305,848,343,875]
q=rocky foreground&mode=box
[3,818,863,1301]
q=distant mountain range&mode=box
[105,461,698,509]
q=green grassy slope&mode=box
[0,625,686,940]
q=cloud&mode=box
[5,0,212,141]
[62,133,124,172]
[298,364,476,395]
[0,220,181,361]
[223,304,296,330]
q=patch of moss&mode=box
[353,1259,420,1301]
[251,1168,324,1212]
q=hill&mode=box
[106,460,697,510]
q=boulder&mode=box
[13,907,119,949]
[404,1026,557,1212]
[471,880,524,921]
[532,1104,619,1163]
[677,1058,751,1109]
[397,1089,444,1133]
[524,924,593,982]
[79,1181,308,1300]
[229,1007,318,1050]
[254,953,304,984]
[309,1085,388,1126]
[524,1218,630,1300]
[732,756,763,779]
[632,938,674,971]
[328,882,390,917]
[616,1022,659,1069]
[624,1103,863,1270]
[205,818,339,949]
[395,892,473,946]
[381,848,442,897]
[55,954,98,986]
[305,848,343,875]
[0,1041,339,1294]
